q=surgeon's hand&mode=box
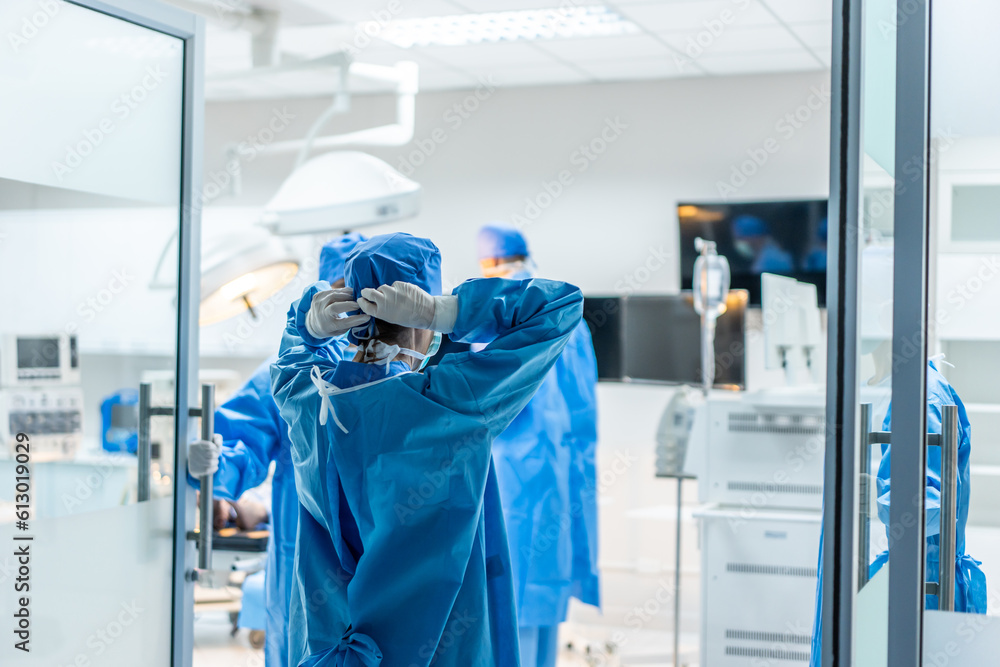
[188,434,223,477]
[305,287,371,339]
[358,281,457,333]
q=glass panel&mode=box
[0,1,184,664]
[852,0,898,664]
[951,185,1000,242]
[925,0,1000,657]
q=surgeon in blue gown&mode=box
[271,232,584,666]
[187,233,365,667]
[809,356,987,667]
[476,224,600,667]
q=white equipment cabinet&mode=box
[692,390,825,666]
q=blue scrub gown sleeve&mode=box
[184,361,281,501]
[428,277,584,438]
[271,282,350,402]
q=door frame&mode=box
[66,2,204,665]
[825,0,933,665]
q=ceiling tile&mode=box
[698,48,824,75]
[578,55,692,82]
[419,41,560,67]
[789,21,832,48]
[462,62,591,87]
[617,0,778,33]
[659,23,802,55]
[413,67,484,90]
[760,0,832,24]
[533,34,672,62]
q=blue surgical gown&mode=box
[809,362,987,667]
[271,276,584,667]
[190,345,348,667]
[492,321,600,629]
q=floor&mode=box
[191,606,696,667]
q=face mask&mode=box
[420,332,442,370]
[482,259,536,279]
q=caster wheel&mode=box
[249,630,266,650]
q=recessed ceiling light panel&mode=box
[365,5,639,49]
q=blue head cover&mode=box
[344,232,442,343]
[319,232,367,284]
[732,214,768,239]
[477,223,529,260]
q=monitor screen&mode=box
[678,199,828,305]
[582,297,624,381]
[17,337,60,369]
[584,292,747,387]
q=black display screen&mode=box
[678,199,828,305]
[584,292,747,388]
[17,338,60,369]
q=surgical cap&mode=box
[319,232,367,284]
[477,223,529,261]
[732,215,768,239]
[344,232,443,342]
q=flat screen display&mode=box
[17,337,60,369]
[584,291,747,387]
[678,199,828,305]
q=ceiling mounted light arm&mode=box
[261,60,419,165]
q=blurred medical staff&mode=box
[477,223,601,667]
[187,233,366,667]
[271,232,584,666]
[731,214,794,274]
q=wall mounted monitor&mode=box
[583,291,747,388]
[678,199,828,305]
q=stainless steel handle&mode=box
[938,405,958,612]
[137,384,152,502]
[197,383,215,572]
[858,403,872,590]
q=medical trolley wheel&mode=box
[249,630,266,650]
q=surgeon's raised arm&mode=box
[427,277,583,437]
[270,281,348,418]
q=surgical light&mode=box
[262,151,421,235]
[200,229,300,326]
[368,6,639,49]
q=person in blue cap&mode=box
[187,232,366,667]
[270,231,584,666]
[731,214,794,274]
[476,223,600,667]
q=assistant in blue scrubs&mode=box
[477,223,601,667]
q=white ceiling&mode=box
[189,0,832,100]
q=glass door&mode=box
[0,1,202,665]
[824,0,935,665]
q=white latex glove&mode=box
[305,287,372,339]
[188,434,223,478]
[358,281,458,333]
